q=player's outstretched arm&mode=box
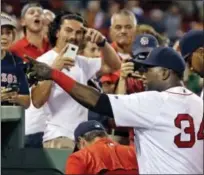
[53,70,114,117]
[52,69,100,109]
[25,56,114,117]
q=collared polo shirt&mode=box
[66,138,138,174]
[10,37,50,61]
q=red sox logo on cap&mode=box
[140,37,149,46]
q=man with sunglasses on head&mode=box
[25,44,203,173]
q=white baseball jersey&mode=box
[108,86,203,174]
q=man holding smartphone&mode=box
[26,11,121,149]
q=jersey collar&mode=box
[165,86,193,95]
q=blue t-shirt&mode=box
[1,52,29,105]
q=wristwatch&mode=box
[97,37,107,47]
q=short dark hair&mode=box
[48,11,85,47]
[80,130,108,142]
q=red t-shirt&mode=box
[65,138,138,174]
[10,37,50,61]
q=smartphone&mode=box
[63,43,79,60]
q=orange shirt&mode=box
[10,37,50,61]
[65,138,138,174]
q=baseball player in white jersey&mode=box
[25,47,203,174]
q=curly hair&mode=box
[48,11,85,47]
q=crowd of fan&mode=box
[1,1,203,174]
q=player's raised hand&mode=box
[82,26,105,45]
[24,55,52,80]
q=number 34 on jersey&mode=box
[174,114,204,148]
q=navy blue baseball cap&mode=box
[73,120,106,152]
[134,47,186,74]
[179,30,204,60]
[132,34,159,57]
